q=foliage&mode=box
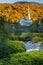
[38,18,43,32]
[0,41,10,59]
[33,33,43,37]
[0,17,12,59]
[30,20,39,32]
[0,17,11,41]
[0,60,4,65]
[32,36,42,43]
[0,3,43,22]
[39,41,43,51]
[6,39,26,54]
[20,32,32,38]
[30,19,43,33]
[0,39,26,59]
[19,32,33,41]
[14,22,21,35]
[33,33,43,40]
[0,51,43,65]
[9,33,19,41]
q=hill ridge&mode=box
[0,2,43,22]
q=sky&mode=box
[0,0,43,3]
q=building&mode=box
[19,6,32,31]
[19,6,32,26]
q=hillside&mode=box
[0,2,43,22]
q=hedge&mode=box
[6,40,26,53]
[32,36,42,43]
[0,40,26,59]
[0,51,43,65]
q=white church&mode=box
[19,6,32,26]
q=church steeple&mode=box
[27,6,31,20]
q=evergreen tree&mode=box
[30,20,39,32]
[0,16,11,41]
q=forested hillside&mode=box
[0,2,43,22]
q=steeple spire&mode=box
[28,5,31,20]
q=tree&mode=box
[0,16,11,41]
[14,22,21,35]
[0,17,11,58]
[30,20,39,32]
[38,18,43,32]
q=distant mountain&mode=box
[0,1,43,22]
[15,1,29,4]
[15,1,42,5]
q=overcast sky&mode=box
[0,0,43,3]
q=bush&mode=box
[0,60,4,65]
[20,32,32,38]
[20,32,33,41]
[9,34,19,41]
[33,33,43,38]
[6,39,26,53]
[1,51,43,65]
[39,41,43,51]
[0,40,26,59]
[32,36,42,43]
[0,41,10,59]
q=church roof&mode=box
[19,18,32,26]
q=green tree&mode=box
[30,20,39,32]
[0,17,11,58]
[0,16,11,41]
[14,22,21,35]
[38,18,43,32]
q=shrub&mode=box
[0,60,4,65]
[0,40,26,59]
[6,39,26,53]
[33,33,43,38]
[20,32,32,38]
[39,41,43,51]
[1,51,43,65]
[32,36,42,43]
[9,34,19,41]
[20,32,33,41]
[0,41,10,59]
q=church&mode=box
[19,6,32,26]
[19,6,32,32]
